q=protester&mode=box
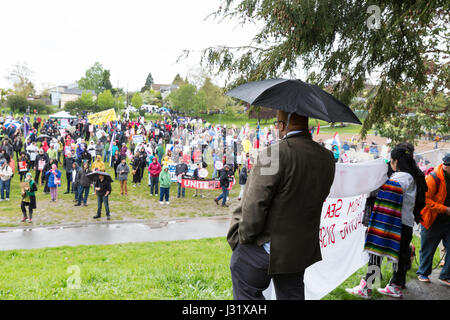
[175,159,188,198]
[131,155,140,187]
[112,153,121,180]
[227,111,335,300]
[26,141,38,169]
[332,145,340,163]
[120,143,128,160]
[417,153,450,286]
[346,144,427,299]
[93,174,112,220]
[156,143,164,164]
[238,165,248,201]
[214,165,232,207]
[46,163,62,202]
[13,136,23,160]
[149,157,162,196]
[63,151,76,194]
[117,158,130,196]
[159,165,171,205]
[103,138,111,164]
[193,163,204,198]
[35,149,49,185]
[75,161,91,207]
[0,159,13,201]
[92,155,105,172]
[137,147,147,184]
[17,152,30,182]
[20,172,37,223]
[47,144,58,162]
[71,162,80,200]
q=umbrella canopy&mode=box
[4,120,21,129]
[226,79,361,124]
[49,111,77,119]
[87,171,112,183]
[36,134,51,142]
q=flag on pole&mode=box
[109,132,116,167]
[316,122,320,135]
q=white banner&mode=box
[263,158,388,300]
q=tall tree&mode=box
[173,74,188,86]
[97,90,115,111]
[78,62,111,94]
[5,63,35,97]
[131,92,143,109]
[195,1,449,143]
[199,77,228,111]
[141,73,154,92]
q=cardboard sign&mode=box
[19,161,28,172]
[199,168,208,178]
[38,160,45,171]
[214,161,223,170]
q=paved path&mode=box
[379,269,450,300]
[0,217,231,251]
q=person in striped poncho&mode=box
[346,144,426,299]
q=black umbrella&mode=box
[226,79,362,124]
[36,134,51,142]
[87,171,112,183]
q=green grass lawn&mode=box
[0,235,442,300]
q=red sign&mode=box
[181,178,234,190]
[19,161,28,172]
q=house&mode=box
[49,83,96,109]
[151,83,179,99]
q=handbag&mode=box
[54,177,61,186]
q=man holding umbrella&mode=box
[226,79,360,300]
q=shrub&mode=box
[7,95,28,113]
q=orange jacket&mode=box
[421,164,448,229]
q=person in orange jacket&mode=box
[417,154,450,286]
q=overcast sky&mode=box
[0,0,261,92]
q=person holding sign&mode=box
[193,163,205,198]
[17,152,30,182]
[175,159,189,198]
[0,159,13,201]
[35,149,49,186]
[45,164,62,202]
[20,173,37,223]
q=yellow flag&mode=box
[88,109,117,125]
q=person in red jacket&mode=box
[148,157,162,196]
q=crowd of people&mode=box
[0,113,266,221]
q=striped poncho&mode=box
[364,179,403,263]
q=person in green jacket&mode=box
[159,165,171,205]
[21,173,37,223]
[156,144,165,164]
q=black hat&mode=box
[443,153,450,165]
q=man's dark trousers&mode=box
[230,242,305,300]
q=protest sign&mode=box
[199,168,208,178]
[19,161,27,172]
[60,119,69,129]
[88,109,117,125]
[38,160,45,171]
[167,164,196,182]
[132,135,144,144]
[181,178,235,190]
